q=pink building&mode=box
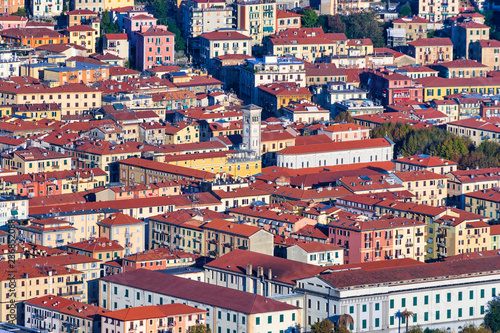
[136,25,175,71]
[0,16,27,29]
[124,12,157,46]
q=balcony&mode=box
[416,232,424,236]
[56,239,64,243]
[58,290,83,297]
[66,280,84,285]
[405,242,413,247]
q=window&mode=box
[458,308,462,317]
[493,288,497,297]
[390,300,394,309]
[256,317,260,325]
[113,287,117,295]
[268,316,272,324]
[362,320,367,329]
[402,298,406,307]
[435,311,440,320]
[470,307,474,316]
[390,316,394,325]
[362,304,367,312]
[424,295,428,305]
[470,290,474,299]
[136,292,140,300]
[436,294,440,304]
[447,293,451,302]
[375,303,380,311]
[280,314,284,322]
[375,318,380,327]
[424,312,428,321]
[292,313,295,321]
[413,297,417,306]
[350,305,355,313]
[458,292,462,301]
[447,309,451,319]
[481,289,485,298]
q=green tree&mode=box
[186,325,212,333]
[485,296,500,333]
[311,318,334,333]
[427,29,436,38]
[299,9,319,27]
[335,325,352,333]
[12,7,26,16]
[101,10,120,34]
[407,326,424,333]
[166,17,186,52]
[342,12,385,47]
[318,14,345,33]
[399,2,412,17]
[334,112,354,123]
[459,324,491,333]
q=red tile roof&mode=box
[205,249,328,285]
[26,295,108,319]
[67,237,124,252]
[295,241,343,252]
[392,16,429,24]
[104,304,206,321]
[200,30,252,40]
[98,212,145,226]
[396,155,457,167]
[278,138,392,155]
[408,37,453,47]
[66,9,98,15]
[202,219,265,237]
[276,10,302,18]
[102,268,299,313]
[437,59,488,68]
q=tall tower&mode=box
[242,104,262,157]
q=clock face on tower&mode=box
[253,128,258,133]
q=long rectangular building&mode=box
[100,269,301,333]
[297,255,500,332]
[276,138,394,169]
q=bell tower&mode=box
[242,104,261,157]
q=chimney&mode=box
[268,268,272,280]
[246,263,252,275]
[257,266,264,277]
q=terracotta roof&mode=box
[392,15,429,24]
[67,237,124,252]
[276,10,302,18]
[0,27,65,39]
[396,154,457,167]
[458,21,489,29]
[98,212,145,226]
[295,241,343,252]
[200,31,252,40]
[278,138,391,155]
[437,59,488,68]
[25,295,108,319]
[205,249,328,285]
[119,157,215,181]
[65,25,95,32]
[478,39,500,48]
[319,255,500,288]
[101,268,299,313]
[258,82,312,96]
[66,9,98,15]
[408,37,453,47]
[104,304,206,321]
[202,219,265,237]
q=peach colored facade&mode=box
[136,26,175,71]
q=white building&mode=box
[315,82,368,115]
[32,0,63,17]
[0,195,29,226]
[240,55,306,104]
[0,51,21,78]
[287,242,344,266]
[100,269,301,333]
[199,30,252,69]
[277,137,394,169]
[296,255,500,333]
[283,101,330,124]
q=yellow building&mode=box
[164,121,200,144]
[395,170,448,206]
[257,82,312,115]
[104,0,134,11]
[65,25,98,54]
[452,21,489,60]
[149,214,206,254]
[408,38,453,65]
[236,0,277,45]
[429,217,490,260]
[15,218,77,247]
[463,187,500,220]
[491,225,500,250]
[163,150,262,178]
[67,237,125,260]
[0,264,83,324]
[470,39,500,72]
[10,103,62,121]
[98,212,147,256]
[415,76,500,102]
[1,147,72,174]
[0,82,101,116]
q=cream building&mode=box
[235,0,277,44]
[98,212,147,255]
[395,170,448,206]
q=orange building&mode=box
[101,304,208,332]
[43,63,109,85]
[0,28,69,47]
[0,0,25,15]
[122,248,198,272]
[66,9,99,27]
